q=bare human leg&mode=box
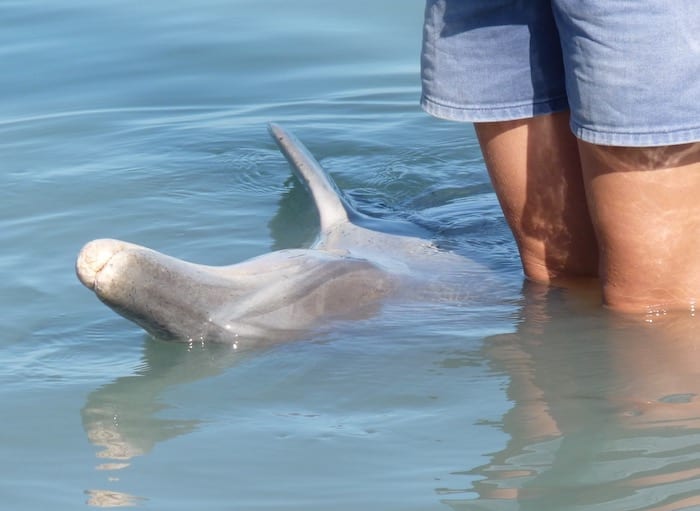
[579,141,700,313]
[474,111,599,283]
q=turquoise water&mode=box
[3,1,700,509]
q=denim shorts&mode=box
[420,0,700,147]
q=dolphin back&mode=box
[268,123,351,231]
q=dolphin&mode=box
[76,124,491,345]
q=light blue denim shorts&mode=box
[420,0,700,147]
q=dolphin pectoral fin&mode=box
[213,253,396,333]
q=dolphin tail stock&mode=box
[268,123,351,232]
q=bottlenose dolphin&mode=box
[76,124,490,345]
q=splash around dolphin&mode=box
[76,124,492,345]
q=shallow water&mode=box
[3,1,700,509]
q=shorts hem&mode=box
[572,121,700,147]
[420,94,570,123]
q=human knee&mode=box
[580,141,700,313]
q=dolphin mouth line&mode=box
[76,241,126,291]
[87,253,115,290]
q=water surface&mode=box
[2,1,699,509]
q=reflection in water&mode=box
[82,339,242,506]
[84,489,147,508]
[80,280,700,510]
[442,282,700,511]
[268,175,320,251]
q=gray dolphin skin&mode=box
[76,124,489,345]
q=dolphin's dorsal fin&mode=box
[268,123,351,231]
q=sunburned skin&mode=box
[76,124,495,346]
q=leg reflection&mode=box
[444,282,700,510]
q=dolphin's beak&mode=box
[76,239,128,290]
